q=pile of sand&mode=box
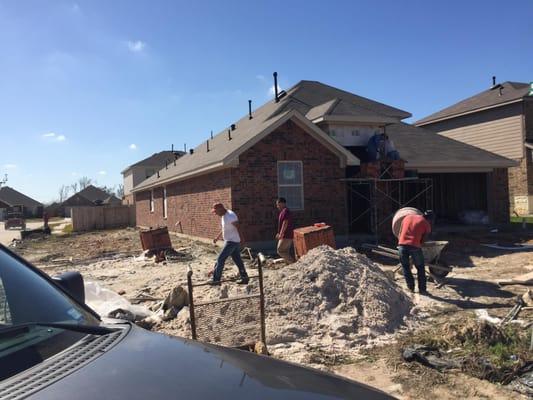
[160,245,413,363]
[261,246,413,359]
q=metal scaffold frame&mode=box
[344,177,434,241]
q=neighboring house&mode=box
[415,80,532,214]
[61,185,122,217]
[131,80,514,244]
[0,186,43,219]
[122,150,185,205]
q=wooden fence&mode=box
[71,205,136,232]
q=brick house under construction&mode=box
[132,79,514,244]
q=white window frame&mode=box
[163,187,167,219]
[277,161,304,211]
[150,189,154,213]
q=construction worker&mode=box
[275,197,295,264]
[398,211,433,295]
[210,203,249,285]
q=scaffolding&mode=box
[345,176,433,242]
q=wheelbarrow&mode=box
[361,240,452,279]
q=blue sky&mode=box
[0,0,531,203]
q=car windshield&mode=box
[0,246,100,381]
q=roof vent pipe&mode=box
[492,76,496,86]
[171,144,174,152]
[206,139,210,152]
[184,143,187,152]
[157,171,160,178]
[189,149,194,155]
[165,161,168,169]
[228,129,232,141]
[248,100,253,119]
[231,124,236,131]
[273,72,279,102]
[499,86,503,96]
[210,130,213,139]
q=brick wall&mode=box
[508,157,528,200]
[487,168,510,223]
[231,121,348,242]
[135,169,232,239]
[501,101,533,214]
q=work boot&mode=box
[208,280,221,286]
[419,289,429,296]
[236,277,249,285]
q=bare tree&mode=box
[70,182,78,194]
[99,185,115,196]
[58,185,70,203]
[115,184,124,199]
[78,176,92,190]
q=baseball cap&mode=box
[211,202,224,213]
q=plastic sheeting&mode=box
[84,281,153,321]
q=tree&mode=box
[115,184,124,199]
[70,182,78,194]
[78,176,92,190]
[99,185,115,196]
[58,185,70,203]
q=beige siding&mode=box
[123,171,134,196]
[422,103,524,160]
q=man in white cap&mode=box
[210,202,249,285]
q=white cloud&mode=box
[256,74,265,81]
[3,164,17,170]
[129,143,137,150]
[42,132,67,142]
[127,40,146,53]
[98,170,107,175]
[71,172,78,176]
[70,3,81,13]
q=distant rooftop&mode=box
[416,81,530,125]
[122,150,185,174]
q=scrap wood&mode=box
[498,272,533,287]
[501,301,524,326]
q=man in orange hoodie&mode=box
[398,211,433,295]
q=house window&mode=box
[163,187,167,219]
[150,189,154,212]
[278,161,304,210]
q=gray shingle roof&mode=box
[122,150,185,174]
[415,81,530,125]
[305,98,399,123]
[0,186,42,208]
[387,123,516,168]
[66,185,121,204]
[132,79,515,192]
[132,80,411,192]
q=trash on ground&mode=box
[84,281,153,322]
[402,344,462,370]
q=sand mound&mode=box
[263,246,413,351]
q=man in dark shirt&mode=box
[275,197,295,264]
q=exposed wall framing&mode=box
[345,177,433,242]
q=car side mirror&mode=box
[53,271,85,304]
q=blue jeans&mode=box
[213,241,248,282]
[398,245,426,292]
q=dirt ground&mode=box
[10,227,533,399]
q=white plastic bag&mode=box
[84,281,153,321]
